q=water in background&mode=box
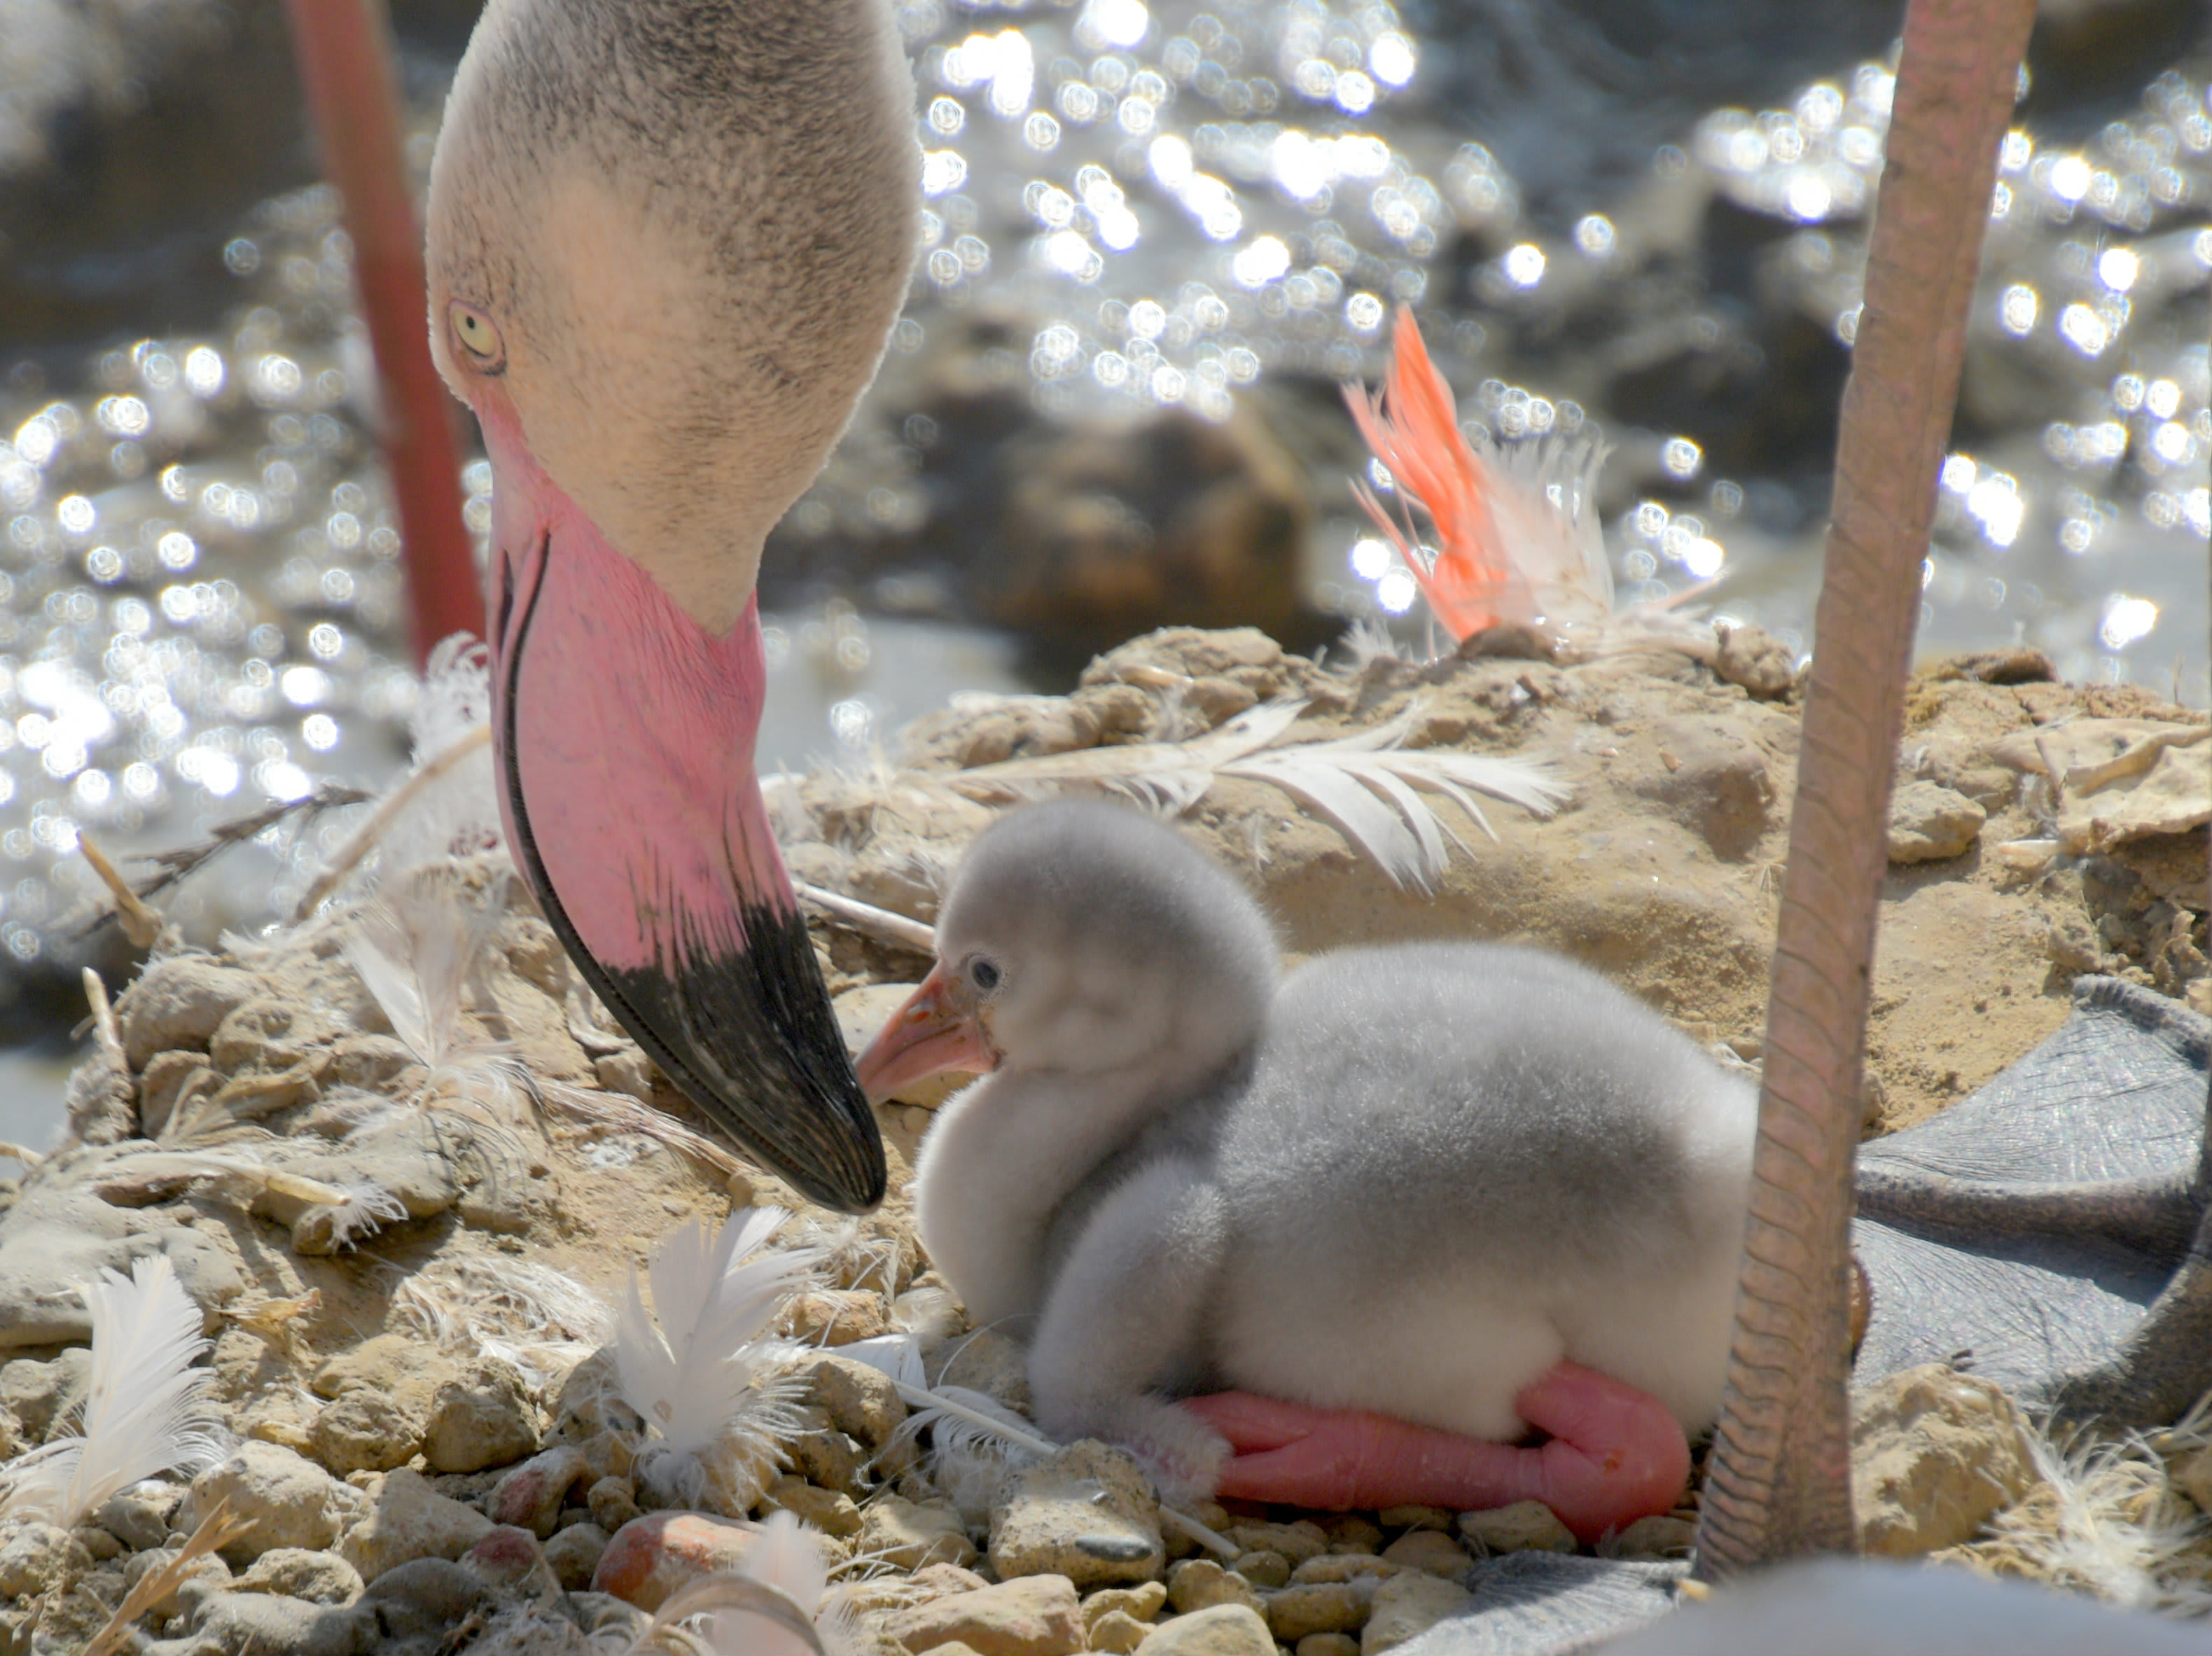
[0,0,2204,1122]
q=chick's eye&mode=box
[449,302,505,370]
[968,957,1002,994]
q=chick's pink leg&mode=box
[1177,1362,1688,1545]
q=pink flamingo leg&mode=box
[1178,1363,1689,1546]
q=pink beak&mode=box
[475,398,884,1212]
[854,960,998,1102]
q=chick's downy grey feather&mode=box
[910,800,1756,1496]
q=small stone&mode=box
[310,1389,424,1476]
[760,1473,863,1537]
[335,1467,496,1582]
[782,1288,889,1345]
[359,1555,491,1638]
[860,1494,978,1571]
[1225,1522,1327,1566]
[888,1573,1085,1656]
[463,1524,566,1603]
[0,1349,91,1441]
[1263,1582,1370,1640]
[591,1510,755,1611]
[1375,1507,1452,1534]
[1454,1503,1575,1557]
[0,1522,91,1598]
[424,1358,541,1474]
[187,1440,359,1563]
[68,1523,123,1562]
[1090,1609,1150,1653]
[791,1426,872,1496]
[930,1328,1031,1411]
[95,1481,184,1552]
[545,1522,609,1591]
[1083,1582,1168,1629]
[232,1547,366,1605]
[1291,1557,1398,1586]
[118,957,260,1069]
[1166,1558,1265,1616]
[2046,912,2103,973]
[1851,1363,2038,1557]
[1377,1531,1466,1579]
[1300,1636,1361,1656]
[1315,1517,1383,1555]
[489,1445,594,1538]
[991,1440,1164,1589]
[1233,1549,1289,1589]
[587,1475,641,1534]
[594,1049,655,1100]
[185,1589,371,1656]
[1597,1516,1695,1561]
[1360,1571,1472,1656]
[1131,1603,1277,1656]
[120,1542,230,1619]
[1886,781,1987,864]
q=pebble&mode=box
[1360,1571,1473,1655]
[782,1288,889,1345]
[1263,1581,1372,1640]
[790,1424,872,1496]
[910,1561,993,1600]
[69,1522,124,1562]
[1087,1610,1152,1652]
[1300,1636,1361,1656]
[590,1510,755,1611]
[1130,1603,1277,1656]
[334,1467,494,1582]
[544,1521,609,1590]
[760,1472,863,1537]
[799,1351,910,1449]
[1226,1521,1327,1564]
[1316,1516,1384,1554]
[489,1445,594,1538]
[1232,1548,1288,1589]
[1291,1555,1398,1585]
[1083,1581,1168,1629]
[0,1349,90,1440]
[309,1388,424,1476]
[1166,1558,1265,1616]
[1454,1502,1575,1557]
[887,1572,1085,1656]
[187,1440,360,1563]
[120,1544,230,1619]
[991,1440,1164,1589]
[183,1589,372,1656]
[423,1358,541,1474]
[929,1328,1031,1411]
[1851,1363,2038,1556]
[1596,1515,1696,1561]
[0,1521,90,1599]
[859,1493,978,1571]
[585,1474,640,1533]
[232,1546,365,1605]
[118,957,261,1069]
[1377,1530,1468,1579]
[94,1480,185,1552]
[359,1555,491,1639]
[462,1524,567,1605]
[1886,781,1987,864]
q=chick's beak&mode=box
[855,960,998,1102]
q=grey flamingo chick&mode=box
[857,800,1758,1540]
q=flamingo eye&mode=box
[968,956,1002,994]
[449,302,506,371]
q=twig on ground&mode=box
[794,882,935,956]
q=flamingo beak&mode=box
[854,960,999,1102]
[476,398,885,1213]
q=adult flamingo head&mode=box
[423,0,918,1211]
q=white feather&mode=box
[321,1183,411,1250]
[0,1254,224,1528]
[947,697,1566,891]
[381,635,502,873]
[615,1209,826,1511]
